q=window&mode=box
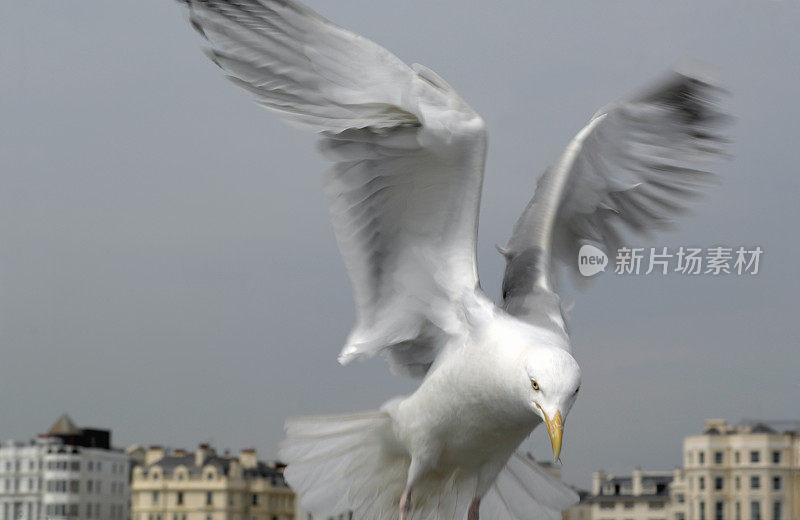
[735,501,741,520]
[772,476,781,490]
[735,475,740,490]
[750,475,760,489]
[252,494,259,506]
[750,500,761,520]
[735,451,741,464]
[773,500,782,520]
[599,502,615,509]
[676,494,685,503]
[714,477,724,490]
[177,491,184,505]
[699,476,705,490]
[699,500,706,520]
[88,480,93,493]
[206,492,213,505]
[624,501,633,509]
[153,491,160,505]
[715,501,724,520]
[649,501,664,509]
[772,450,781,464]
[750,451,760,463]
[714,451,723,464]
[698,451,705,465]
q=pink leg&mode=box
[468,498,481,520]
[399,487,412,520]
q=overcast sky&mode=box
[2,0,799,488]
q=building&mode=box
[562,489,591,520]
[131,445,295,520]
[672,418,800,520]
[0,414,130,520]
[584,469,673,520]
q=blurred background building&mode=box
[670,418,800,520]
[583,468,673,520]
[2,415,797,519]
[571,418,800,520]
[0,414,130,520]
[130,444,294,520]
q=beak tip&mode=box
[544,410,564,464]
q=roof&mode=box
[700,419,800,436]
[592,472,673,500]
[740,419,800,435]
[143,452,287,485]
[586,493,671,503]
[47,414,81,436]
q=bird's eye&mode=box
[531,379,540,391]
[574,385,580,395]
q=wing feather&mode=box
[502,66,730,324]
[184,0,488,377]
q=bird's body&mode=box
[283,302,579,520]
[284,292,581,520]
[180,1,729,518]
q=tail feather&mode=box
[482,452,579,520]
[280,411,406,519]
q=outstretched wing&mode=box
[501,66,729,325]
[184,0,488,377]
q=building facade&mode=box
[672,419,800,520]
[131,445,294,520]
[586,469,673,520]
[0,414,130,520]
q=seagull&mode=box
[181,1,728,518]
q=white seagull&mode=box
[181,1,728,519]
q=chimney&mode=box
[632,468,643,496]
[195,444,214,467]
[239,448,257,469]
[705,418,727,432]
[173,449,187,457]
[592,471,606,496]
[145,446,164,466]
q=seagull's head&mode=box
[523,347,581,462]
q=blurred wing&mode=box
[185,0,488,377]
[501,66,729,325]
[481,452,579,520]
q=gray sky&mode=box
[1,0,799,488]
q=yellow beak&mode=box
[543,410,564,462]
